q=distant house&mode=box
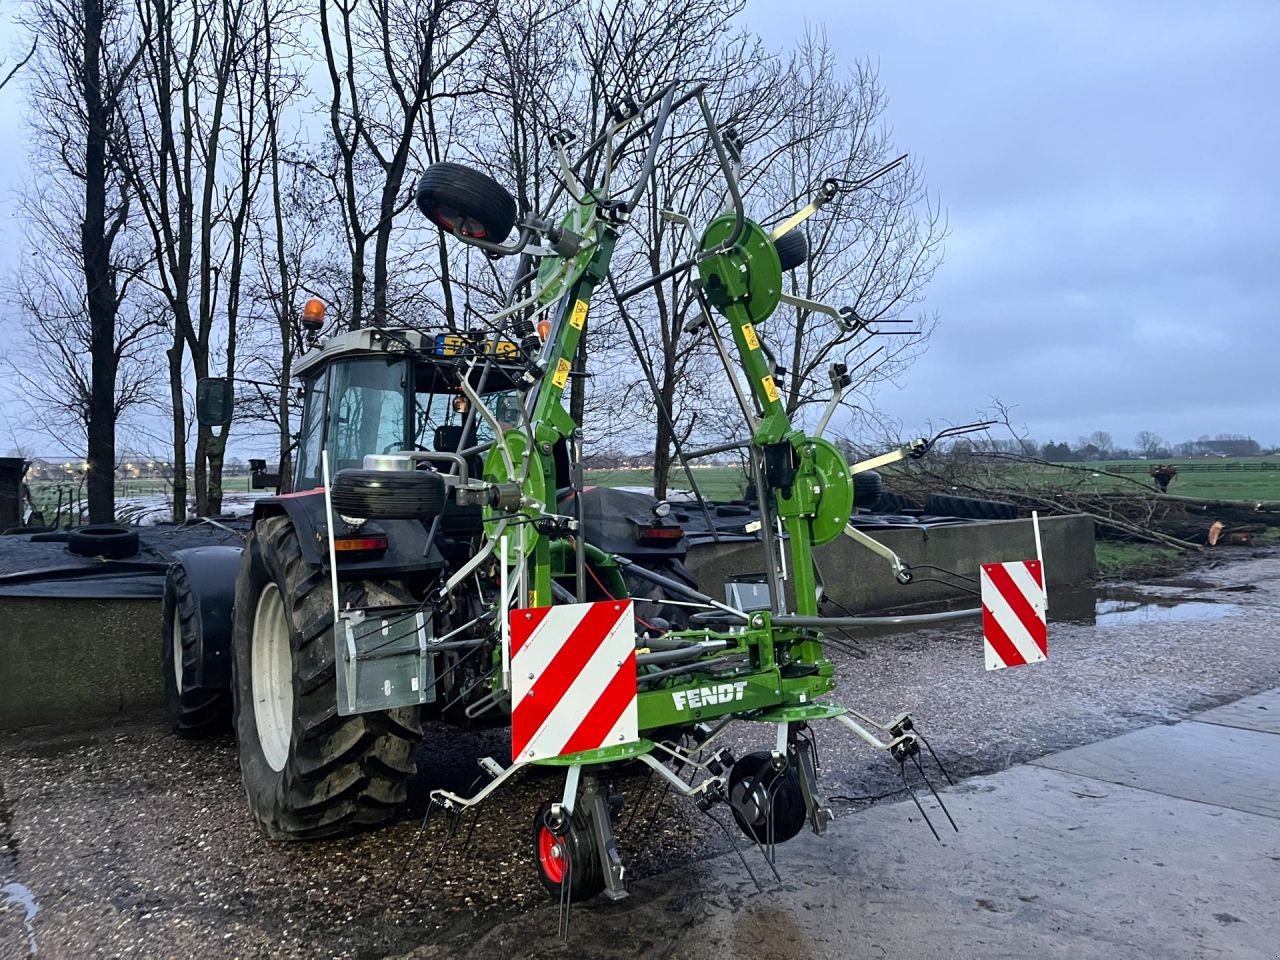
[1197,439,1260,458]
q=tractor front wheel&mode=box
[232,515,422,840]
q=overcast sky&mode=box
[0,2,1277,455]
[747,0,1280,448]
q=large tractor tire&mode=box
[232,515,421,840]
[162,564,232,737]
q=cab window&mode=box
[327,358,409,470]
[294,372,328,489]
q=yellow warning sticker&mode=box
[570,300,589,330]
[761,375,781,403]
[742,324,760,350]
[552,357,572,389]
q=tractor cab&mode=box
[291,327,523,491]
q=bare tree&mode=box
[318,0,495,330]
[120,0,285,517]
[757,33,945,432]
[0,38,36,91]
[6,248,164,452]
[19,0,147,521]
[1135,431,1164,457]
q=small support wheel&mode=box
[331,468,445,520]
[534,801,605,902]
[773,228,809,271]
[727,751,807,845]
[416,162,518,243]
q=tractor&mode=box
[164,83,981,907]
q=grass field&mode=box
[583,466,749,500]
[1094,542,1182,578]
[890,457,1280,504]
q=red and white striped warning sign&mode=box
[981,560,1047,670]
[510,600,638,763]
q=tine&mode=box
[702,807,764,894]
[460,807,480,854]
[742,797,782,884]
[912,754,958,834]
[459,770,493,854]
[900,761,941,843]
[639,781,673,849]
[414,806,460,900]
[738,773,781,884]
[622,771,655,834]
[392,798,438,896]
[558,834,573,940]
[765,767,788,867]
[919,731,956,786]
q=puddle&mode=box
[1,783,38,956]
[1051,587,1240,627]
[1,883,39,956]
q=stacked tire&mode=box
[923,493,1018,521]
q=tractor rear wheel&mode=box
[232,515,421,840]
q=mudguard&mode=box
[168,545,243,689]
[251,488,440,577]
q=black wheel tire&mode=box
[773,229,808,271]
[851,469,882,509]
[232,515,421,840]
[533,800,606,902]
[331,469,445,520]
[416,162,518,243]
[67,524,140,559]
[727,751,807,846]
[162,563,232,737]
[924,493,1018,521]
[872,491,921,514]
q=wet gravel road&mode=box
[3,549,1279,959]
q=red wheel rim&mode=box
[537,826,565,884]
[433,207,487,239]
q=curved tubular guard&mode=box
[773,608,982,628]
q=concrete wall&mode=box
[0,596,163,729]
[686,515,1095,613]
[0,516,1094,730]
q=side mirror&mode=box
[196,378,234,427]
